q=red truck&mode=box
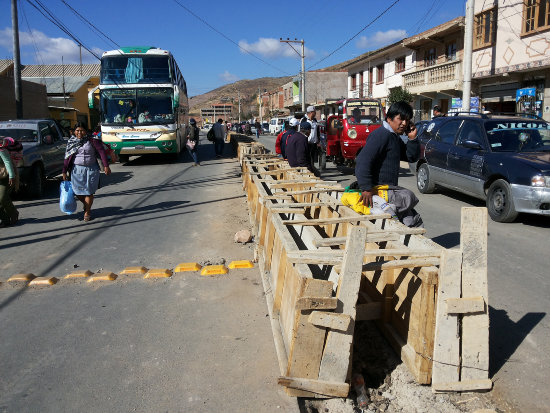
[317,98,384,169]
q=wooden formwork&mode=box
[238,142,491,397]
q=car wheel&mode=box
[28,164,45,198]
[416,163,435,194]
[487,179,518,222]
[118,154,130,163]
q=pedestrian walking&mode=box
[254,120,261,139]
[279,118,299,160]
[0,138,19,227]
[212,118,226,158]
[186,118,200,166]
[354,101,423,227]
[285,121,314,173]
[62,122,111,222]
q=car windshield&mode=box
[485,121,550,152]
[100,88,174,125]
[0,128,38,142]
[345,101,382,125]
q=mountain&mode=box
[189,76,292,118]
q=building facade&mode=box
[471,0,550,121]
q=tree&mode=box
[387,86,413,105]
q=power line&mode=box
[307,0,402,70]
[60,0,120,49]
[171,0,290,76]
[19,0,45,70]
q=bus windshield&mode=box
[345,101,382,125]
[100,88,175,125]
[101,56,171,84]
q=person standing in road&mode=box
[212,118,226,158]
[62,122,111,222]
[254,120,261,139]
[355,101,423,227]
[285,121,314,173]
[0,138,19,227]
[280,118,299,160]
[432,105,445,118]
[186,118,200,166]
[301,106,319,167]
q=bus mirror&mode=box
[88,86,98,109]
[173,87,180,109]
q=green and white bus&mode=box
[90,46,189,161]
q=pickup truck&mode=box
[0,119,68,197]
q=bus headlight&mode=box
[348,129,357,139]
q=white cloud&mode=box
[356,29,407,50]
[219,70,238,83]
[238,37,316,59]
[0,27,103,64]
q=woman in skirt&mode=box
[62,123,110,221]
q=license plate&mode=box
[135,145,145,149]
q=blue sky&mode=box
[0,0,466,96]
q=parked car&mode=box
[0,119,68,197]
[262,122,269,134]
[414,112,550,222]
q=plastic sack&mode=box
[59,181,77,215]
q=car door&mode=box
[48,121,67,173]
[447,120,487,196]
[423,119,461,185]
[38,122,60,176]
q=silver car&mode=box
[0,119,67,197]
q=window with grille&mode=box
[395,57,406,73]
[351,74,356,90]
[523,0,550,35]
[376,65,384,84]
[424,48,437,67]
[446,43,457,61]
[474,8,497,49]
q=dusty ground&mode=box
[299,320,500,413]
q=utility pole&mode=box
[11,0,23,118]
[238,90,241,123]
[62,56,67,106]
[462,0,474,113]
[79,43,83,76]
[280,38,306,112]
[258,87,262,123]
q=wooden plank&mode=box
[283,215,391,226]
[295,297,338,310]
[286,249,441,265]
[313,228,427,246]
[308,311,351,331]
[432,379,493,392]
[318,226,367,383]
[355,302,383,321]
[460,207,489,381]
[274,188,344,196]
[362,257,440,271]
[445,297,485,314]
[249,167,310,175]
[268,181,337,188]
[278,376,350,398]
[268,201,341,209]
[270,207,307,214]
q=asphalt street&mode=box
[257,131,550,412]
[0,133,298,413]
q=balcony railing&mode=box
[403,60,462,92]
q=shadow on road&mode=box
[430,232,461,249]
[489,306,546,377]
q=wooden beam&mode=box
[313,228,426,246]
[268,201,342,209]
[283,214,391,226]
[460,207,489,381]
[270,207,307,214]
[265,180,337,187]
[275,188,344,196]
[286,249,441,265]
[295,297,338,310]
[308,311,351,331]
[445,297,485,314]
[319,226,367,383]
[432,249,462,389]
[432,379,493,392]
[356,302,383,321]
[362,257,440,271]
[278,376,350,398]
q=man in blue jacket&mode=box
[286,121,313,172]
[355,101,423,227]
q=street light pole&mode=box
[280,38,306,112]
[462,0,474,113]
[11,0,23,118]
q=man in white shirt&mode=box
[212,118,226,158]
[301,105,319,169]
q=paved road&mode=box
[0,134,298,413]
[258,132,550,412]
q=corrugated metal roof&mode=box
[21,63,100,77]
[22,76,90,94]
[0,59,13,74]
